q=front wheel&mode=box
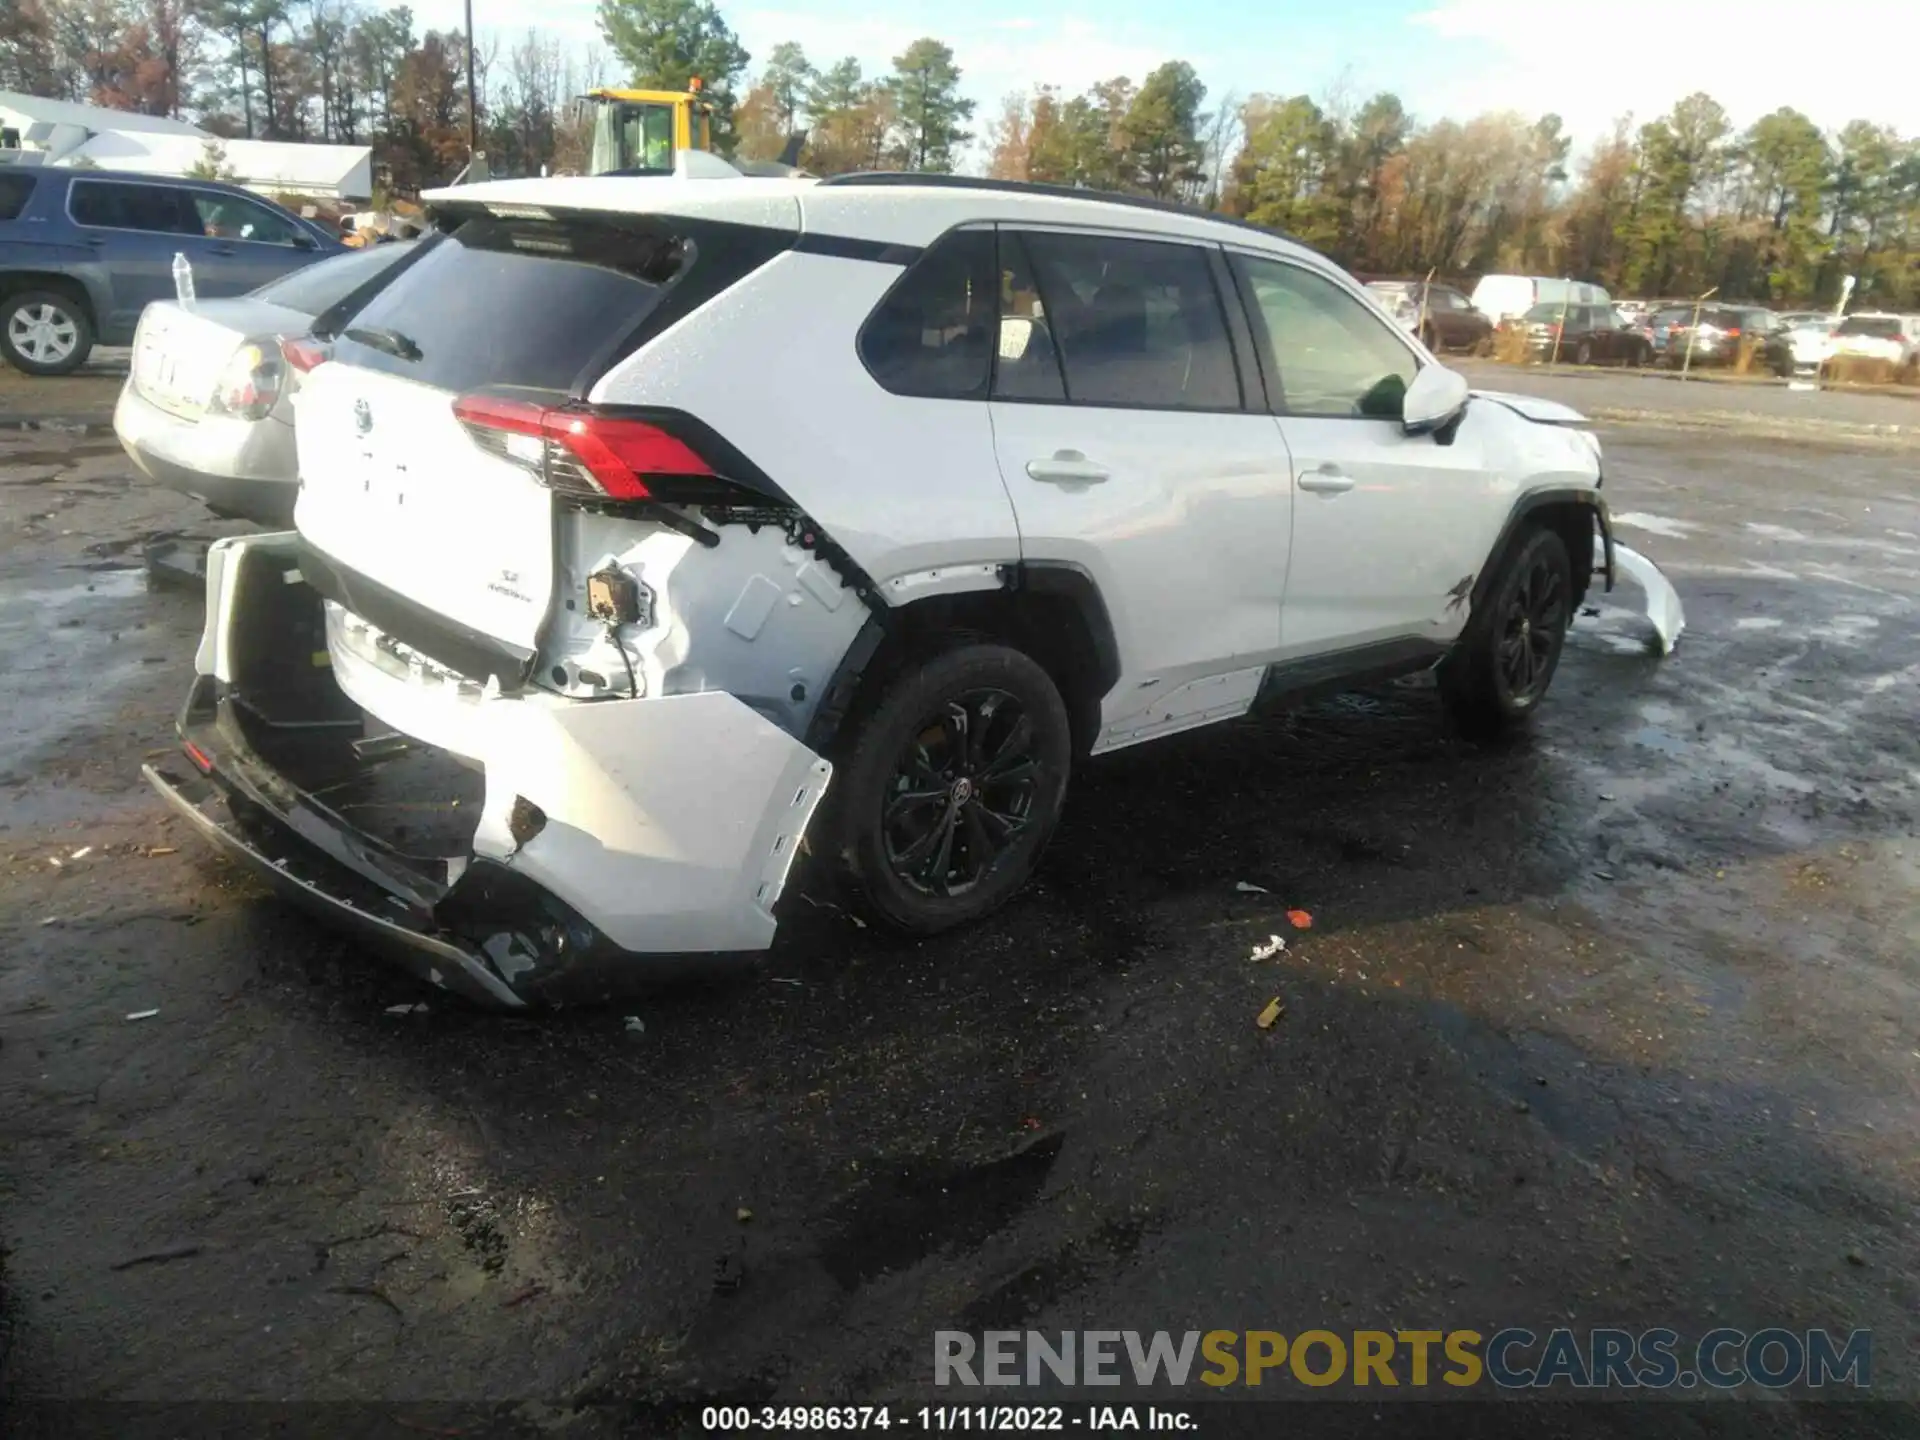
[1,290,94,376]
[1440,527,1572,741]
[827,642,1072,935]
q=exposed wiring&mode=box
[606,622,639,698]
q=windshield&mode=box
[1837,316,1901,338]
[589,100,676,174]
[250,241,413,316]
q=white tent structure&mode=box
[0,91,372,201]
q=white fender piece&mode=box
[1609,542,1685,656]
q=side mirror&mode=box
[291,231,317,250]
[1401,364,1471,436]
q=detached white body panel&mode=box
[325,607,831,954]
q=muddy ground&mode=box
[0,361,1917,1437]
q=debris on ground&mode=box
[623,1016,646,1035]
[147,846,178,857]
[70,846,94,861]
[1256,997,1285,1029]
[502,1284,548,1308]
[1235,880,1270,893]
[770,977,804,987]
[110,1243,202,1271]
[1286,909,1314,929]
[736,1207,753,1223]
[383,1003,430,1016]
[1250,935,1287,961]
[125,1009,159,1021]
[143,537,210,591]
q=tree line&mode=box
[4,0,1916,307]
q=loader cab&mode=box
[581,84,714,176]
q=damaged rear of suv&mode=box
[147,170,1669,1008]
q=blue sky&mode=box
[406,0,1920,163]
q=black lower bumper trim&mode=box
[144,761,526,1009]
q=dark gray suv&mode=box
[0,167,340,375]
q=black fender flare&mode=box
[801,559,1122,756]
[1470,488,1613,616]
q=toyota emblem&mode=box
[353,398,373,436]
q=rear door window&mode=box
[858,228,995,400]
[328,213,699,395]
[0,173,35,222]
[68,179,196,235]
[990,230,1066,403]
[1017,229,1241,411]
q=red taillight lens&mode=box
[206,341,283,421]
[280,335,329,372]
[452,395,712,502]
[1725,326,1741,338]
[183,741,214,773]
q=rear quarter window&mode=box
[858,229,995,400]
[0,173,36,221]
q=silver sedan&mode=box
[115,243,416,526]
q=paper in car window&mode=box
[999,316,1034,361]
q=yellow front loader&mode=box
[580,81,718,174]
[575,78,808,177]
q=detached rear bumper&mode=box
[144,754,527,1007]
[163,533,833,1007]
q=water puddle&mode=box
[0,567,185,800]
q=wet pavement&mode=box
[1,369,1917,1435]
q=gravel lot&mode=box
[1,359,1916,1437]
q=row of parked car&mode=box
[1363,274,1920,379]
[0,167,346,375]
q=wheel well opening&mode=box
[1528,502,1597,608]
[0,273,95,328]
[851,586,1113,757]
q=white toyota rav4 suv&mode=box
[146,168,1653,1008]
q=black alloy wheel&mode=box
[828,642,1072,934]
[883,688,1041,897]
[1495,549,1568,707]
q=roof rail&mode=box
[815,171,1319,256]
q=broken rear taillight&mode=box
[280,335,329,372]
[451,395,712,502]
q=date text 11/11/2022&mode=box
[701,1406,1195,1432]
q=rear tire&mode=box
[827,641,1072,935]
[1573,339,1593,366]
[1472,332,1494,358]
[1,289,94,376]
[1440,527,1572,742]
[1419,323,1438,351]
